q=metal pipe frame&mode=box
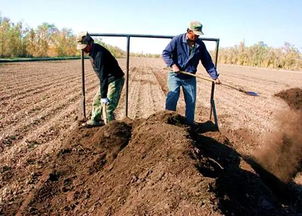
[210,38,220,130]
[81,50,86,119]
[80,33,219,126]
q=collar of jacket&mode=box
[182,34,201,48]
[181,34,201,67]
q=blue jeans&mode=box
[165,72,196,124]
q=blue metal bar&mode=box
[209,39,220,130]
[81,50,86,120]
[126,36,130,117]
[90,33,219,42]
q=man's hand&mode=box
[101,98,110,105]
[171,64,180,73]
[214,78,221,84]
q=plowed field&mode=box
[0,57,302,215]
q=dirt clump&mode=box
[2,111,301,215]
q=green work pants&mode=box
[90,77,124,122]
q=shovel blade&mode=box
[246,91,259,96]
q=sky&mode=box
[1,0,302,54]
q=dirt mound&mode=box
[274,88,302,111]
[2,111,302,215]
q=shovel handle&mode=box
[102,103,109,124]
[177,70,213,82]
[177,71,244,93]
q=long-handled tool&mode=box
[102,104,109,124]
[177,70,259,96]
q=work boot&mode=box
[82,119,104,128]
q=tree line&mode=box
[1,15,301,70]
[0,15,127,58]
[0,16,78,58]
[218,41,302,70]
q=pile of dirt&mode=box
[2,111,302,215]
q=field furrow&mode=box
[0,75,97,131]
[0,57,302,214]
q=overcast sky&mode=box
[1,0,301,53]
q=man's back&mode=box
[89,43,124,78]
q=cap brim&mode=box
[77,43,88,50]
[193,30,204,36]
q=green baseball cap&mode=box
[188,21,204,35]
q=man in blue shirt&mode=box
[162,21,220,124]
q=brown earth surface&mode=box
[0,57,302,215]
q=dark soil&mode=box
[275,88,302,111]
[2,111,302,215]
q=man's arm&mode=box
[94,52,109,98]
[162,37,177,68]
[199,43,219,80]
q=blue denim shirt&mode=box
[162,33,219,79]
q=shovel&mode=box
[177,70,259,96]
[102,103,109,124]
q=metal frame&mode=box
[210,39,220,130]
[80,33,219,128]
